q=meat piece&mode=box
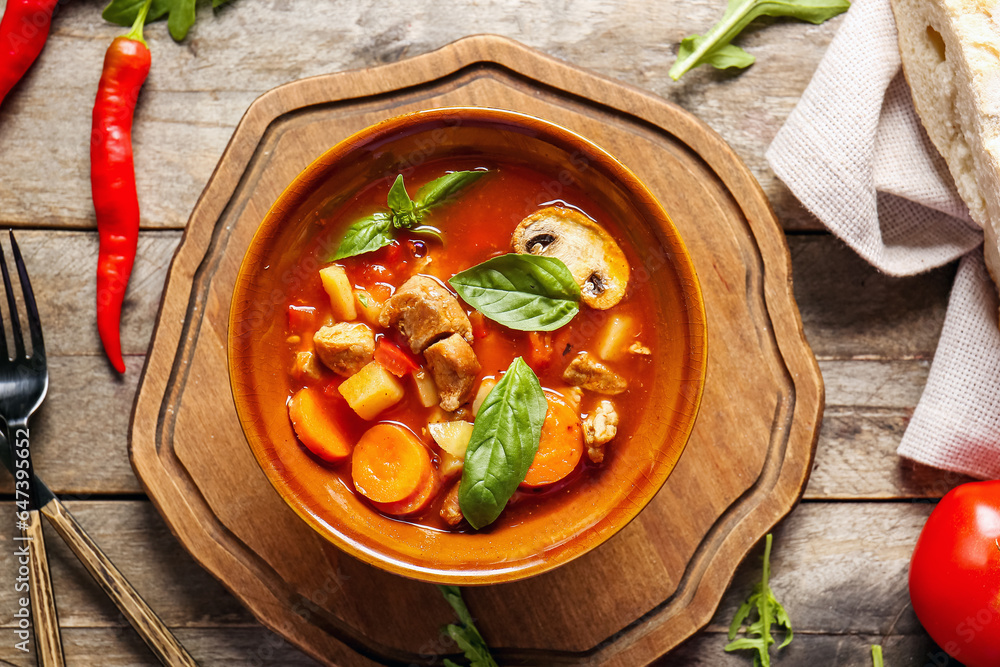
[312,323,375,377]
[583,399,619,463]
[562,352,627,395]
[424,333,481,411]
[440,481,464,527]
[291,350,322,381]
[378,276,473,353]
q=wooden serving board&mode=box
[130,35,823,666]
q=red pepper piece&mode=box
[375,338,420,377]
[287,304,317,332]
[0,0,59,108]
[91,6,152,373]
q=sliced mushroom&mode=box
[511,206,630,309]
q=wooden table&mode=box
[0,1,969,664]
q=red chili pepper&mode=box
[91,3,151,373]
[0,0,59,108]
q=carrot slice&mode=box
[352,424,432,503]
[373,471,440,516]
[288,387,353,463]
[520,396,583,488]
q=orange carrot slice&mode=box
[373,471,440,516]
[520,396,583,488]
[288,386,353,463]
[352,423,432,503]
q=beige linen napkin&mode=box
[766,0,1000,479]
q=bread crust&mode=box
[891,0,1000,313]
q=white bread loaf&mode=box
[891,0,1000,314]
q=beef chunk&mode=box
[312,323,375,377]
[424,333,481,411]
[562,352,627,395]
[378,276,473,353]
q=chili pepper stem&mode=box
[125,0,153,46]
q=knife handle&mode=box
[22,508,66,667]
[39,498,199,667]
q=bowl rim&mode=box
[228,106,708,584]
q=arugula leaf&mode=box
[725,533,792,666]
[332,212,394,260]
[872,645,884,667]
[331,171,486,260]
[104,0,233,40]
[458,358,546,529]
[669,0,850,80]
[449,254,581,331]
[416,170,487,210]
[437,586,499,667]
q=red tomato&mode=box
[909,480,1000,667]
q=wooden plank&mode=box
[790,235,956,360]
[0,628,321,667]
[0,501,954,664]
[0,1,841,232]
[7,230,181,358]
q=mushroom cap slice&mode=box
[511,207,630,309]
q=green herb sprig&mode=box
[725,533,793,666]
[449,254,581,332]
[459,357,546,529]
[669,0,850,81]
[103,0,234,42]
[872,645,884,667]
[437,585,499,667]
[334,171,486,260]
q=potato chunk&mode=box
[595,314,636,362]
[319,265,357,321]
[428,420,474,459]
[338,362,405,420]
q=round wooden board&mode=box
[129,35,823,666]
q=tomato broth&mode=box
[281,157,658,532]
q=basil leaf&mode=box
[449,254,580,331]
[332,212,394,260]
[167,0,196,41]
[669,0,849,80]
[459,358,546,529]
[387,174,418,228]
[102,0,206,41]
[415,170,486,210]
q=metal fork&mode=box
[1,230,65,666]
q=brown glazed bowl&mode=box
[228,107,706,584]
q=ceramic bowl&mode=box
[228,107,706,584]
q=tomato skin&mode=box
[909,480,1000,667]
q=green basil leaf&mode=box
[332,212,394,260]
[102,0,204,41]
[449,254,580,331]
[167,0,196,40]
[103,0,170,25]
[458,358,546,529]
[387,174,417,228]
[410,224,443,243]
[414,170,486,210]
[669,0,849,80]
